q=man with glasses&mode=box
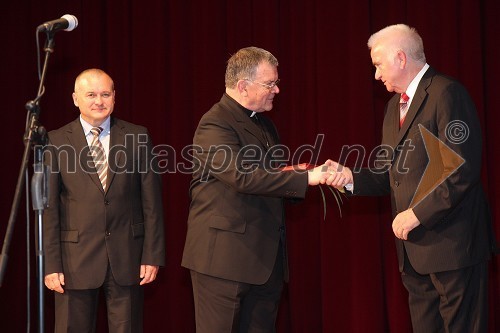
[182,46,334,332]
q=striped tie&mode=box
[399,92,409,128]
[90,127,108,190]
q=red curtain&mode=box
[1,1,498,332]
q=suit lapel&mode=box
[385,99,400,151]
[221,95,271,149]
[390,68,434,148]
[233,109,269,147]
[243,118,271,149]
[395,86,427,144]
[106,118,125,192]
[66,119,104,193]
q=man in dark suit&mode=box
[181,46,335,333]
[329,24,497,332]
[43,68,165,333]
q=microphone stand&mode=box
[0,31,56,333]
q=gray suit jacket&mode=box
[353,67,495,274]
[182,94,309,284]
[43,117,165,289]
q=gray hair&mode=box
[367,24,426,63]
[225,46,278,88]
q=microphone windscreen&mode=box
[61,14,78,31]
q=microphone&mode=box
[37,14,78,33]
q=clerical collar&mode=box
[223,93,258,119]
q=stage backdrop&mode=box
[1,1,498,332]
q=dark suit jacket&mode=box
[181,93,309,285]
[353,67,495,274]
[43,117,165,289]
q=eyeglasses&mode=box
[245,78,280,90]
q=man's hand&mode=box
[44,272,65,294]
[324,161,353,190]
[392,209,421,240]
[140,265,159,285]
[308,160,338,185]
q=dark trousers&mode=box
[190,250,284,333]
[54,265,144,333]
[401,256,488,333]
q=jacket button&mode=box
[104,200,110,205]
[105,231,111,237]
[394,181,400,187]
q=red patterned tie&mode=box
[399,92,409,128]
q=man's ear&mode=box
[397,50,407,69]
[72,92,79,107]
[236,79,249,96]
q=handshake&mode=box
[307,160,353,190]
